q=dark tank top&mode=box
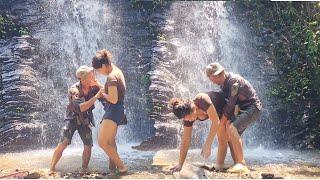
[183,91,226,127]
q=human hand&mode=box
[201,143,211,159]
[95,88,104,98]
[102,92,108,99]
[170,164,182,173]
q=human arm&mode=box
[102,74,119,104]
[102,86,118,104]
[201,105,220,158]
[79,88,103,112]
[170,126,193,172]
[223,78,240,120]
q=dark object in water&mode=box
[199,165,228,172]
[199,165,211,171]
[261,173,275,179]
[114,169,128,176]
[24,172,41,179]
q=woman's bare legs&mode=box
[227,124,245,164]
[217,123,228,166]
[98,120,127,172]
[109,139,117,171]
[216,123,237,168]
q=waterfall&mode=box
[33,0,154,146]
[146,1,275,148]
[1,1,320,178]
[1,0,278,150]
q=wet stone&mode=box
[82,175,90,179]
[93,175,104,179]
[24,172,41,179]
[261,173,275,179]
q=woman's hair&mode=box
[169,98,193,119]
[92,49,113,69]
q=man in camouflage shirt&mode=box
[206,62,262,173]
[50,65,104,172]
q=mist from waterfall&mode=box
[34,0,154,146]
[162,1,269,147]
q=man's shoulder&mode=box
[228,72,246,84]
[229,72,242,79]
[107,73,118,81]
[68,82,80,95]
[90,85,100,93]
[195,92,210,100]
[194,93,212,105]
[69,82,80,89]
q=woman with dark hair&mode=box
[169,92,235,172]
[92,49,127,174]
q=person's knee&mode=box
[107,138,116,146]
[84,145,92,152]
[218,136,228,144]
[98,138,111,147]
[98,138,106,148]
[228,125,241,140]
[217,132,228,143]
[218,135,228,144]
[59,139,69,149]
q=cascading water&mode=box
[148,1,275,148]
[1,1,320,178]
[146,1,320,168]
[34,0,154,146]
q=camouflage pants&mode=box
[231,105,261,136]
[61,120,93,146]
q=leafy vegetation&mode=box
[0,14,29,39]
[231,1,320,149]
[0,0,29,39]
[131,0,169,11]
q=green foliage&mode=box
[131,0,169,11]
[140,74,151,86]
[154,102,165,112]
[232,1,320,149]
[0,14,29,39]
[16,107,25,113]
[157,33,166,41]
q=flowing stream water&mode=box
[0,1,319,179]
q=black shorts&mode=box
[231,105,261,135]
[60,120,93,146]
[101,101,127,126]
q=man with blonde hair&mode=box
[50,65,104,172]
[205,62,262,173]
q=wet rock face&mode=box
[0,35,43,151]
[133,7,180,150]
[137,1,283,150]
[0,0,45,152]
[1,0,158,150]
[137,2,225,149]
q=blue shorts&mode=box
[101,101,127,126]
